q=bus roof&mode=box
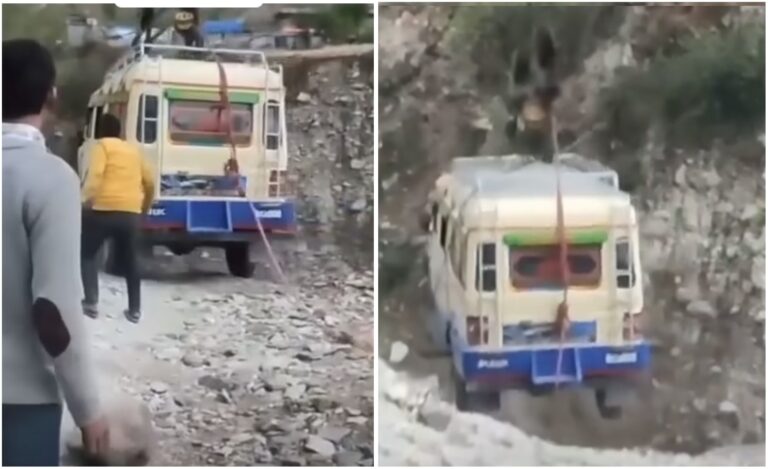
[92,45,283,102]
[439,155,635,230]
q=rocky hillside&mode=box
[379,4,764,455]
[287,55,374,268]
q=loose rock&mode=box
[389,341,409,363]
[304,435,336,457]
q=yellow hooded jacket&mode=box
[82,138,156,214]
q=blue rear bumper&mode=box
[454,341,651,391]
[143,198,297,236]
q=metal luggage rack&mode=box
[105,42,281,79]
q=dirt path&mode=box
[61,243,373,466]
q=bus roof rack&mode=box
[451,153,620,190]
[105,42,275,79]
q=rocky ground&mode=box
[379,360,765,466]
[62,245,373,466]
[378,3,764,461]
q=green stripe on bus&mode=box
[164,88,261,104]
[503,230,608,246]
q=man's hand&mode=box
[81,416,110,460]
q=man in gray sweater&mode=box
[3,39,109,465]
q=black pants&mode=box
[2,404,62,466]
[81,210,141,313]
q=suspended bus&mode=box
[422,154,649,418]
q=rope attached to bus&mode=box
[551,117,571,389]
[214,56,286,283]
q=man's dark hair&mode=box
[96,113,121,139]
[2,39,56,120]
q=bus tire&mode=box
[225,242,255,278]
[167,243,195,256]
[452,365,500,413]
[595,388,623,420]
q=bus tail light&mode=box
[466,316,489,346]
[268,170,290,197]
[622,311,644,341]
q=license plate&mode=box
[477,358,509,369]
[605,352,637,364]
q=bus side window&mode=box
[84,107,94,138]
[616,238,636,288]
[136,94,158,144]
[265,99,280,150]
[451,231,465,286]
[93,106,104,137]
[476,243,497,292]
[448,227,457,276]
[430,203,438,231]
[439,215,450,249]
[459,233,467,286]
[111,102,128,138]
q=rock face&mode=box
[632,149,765,452]
[287,59,374,268]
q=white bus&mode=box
[423,154,649,418]
[78,43,296,277]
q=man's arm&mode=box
[81,143,107,206]
[27,165,101,426]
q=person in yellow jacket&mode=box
[81,113,155,323]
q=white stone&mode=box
[297,92,312,103]
[718,400,739,414]
[150,381,168,394]
[686,300,716,317]
[181,351,205,368]
[305,435,335,457]
[285,384,307,401]
[675,286,699,304]
[674,164,687,186]
[751,257,765,290]
[740,204,760,221]
[681,192,699,230]
[389,341,409,364]
[642,216,669,238]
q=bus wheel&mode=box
[452,366,500,413]
[595,388,623,419]
[167,243,194,256]
[225,243,255,278]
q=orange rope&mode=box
[552,118,570,389]
[214,56,286,283]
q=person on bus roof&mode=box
[81,113,155,324]
[2,38,109,466]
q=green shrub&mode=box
[307,4,372,43]
[599,23,765,150]
[55,44,122,121]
